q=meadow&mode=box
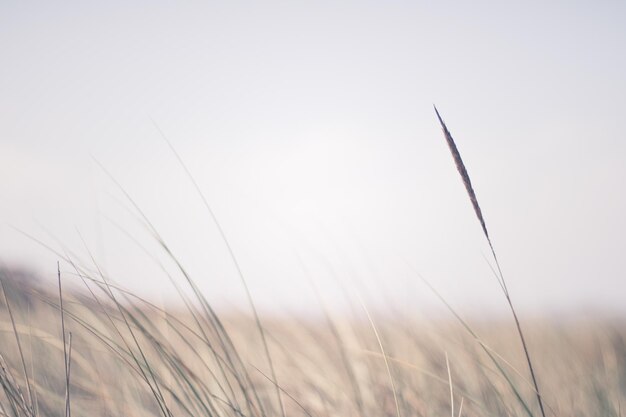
[0,266,624,417]
[1,112,624,417]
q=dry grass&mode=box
[0,269,624,417]
[435,106,544,417]
[1,112,623,417]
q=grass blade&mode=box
[0,268,34,416]
[57,263,70,417]
[151,121,284,417]
[434,106,546,417]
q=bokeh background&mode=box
[1,0,625,315]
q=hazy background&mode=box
[1,0,625,316]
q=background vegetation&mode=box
[1,262,624,417]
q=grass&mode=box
[434,106,545,417]
[1,277,625,417]
[1,267,626,416]
[0,112,624,417]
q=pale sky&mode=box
[1,0,625,316]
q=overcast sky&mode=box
[1,0,625,316]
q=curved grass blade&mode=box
[434,106,546,417]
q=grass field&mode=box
[0,266,624,417]
[1,112,623,417]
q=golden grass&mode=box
[0,276,624,417]
[435,106,544,416]
[1,111,622,417]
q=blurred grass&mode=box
[0,112,622,417]
[0,266,624,417]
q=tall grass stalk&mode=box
[0,268,34,416]
[358,295,401,417]
[57,263,70,417]
[151,121,285,417]
[434,106,546,417]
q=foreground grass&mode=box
[0,271,624,417]
[2,110,622,417]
